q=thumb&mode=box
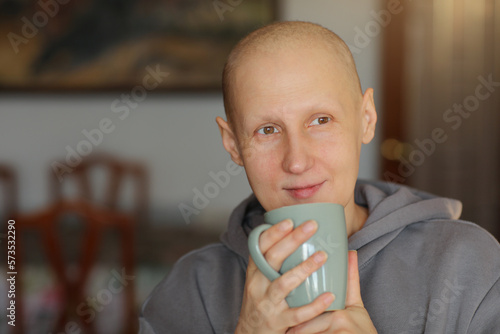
[246,254,259,276]
[345,250,364,307]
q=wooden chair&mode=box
[0,164,20,334]
[0,163,17,221]
[50,152,148,223]
[16,153,146,333]
[16,199,135,334]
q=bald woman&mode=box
[139,21,500,334]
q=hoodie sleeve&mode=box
[467,275,500,333]
[138,250,216,334]
[138,243,245,334]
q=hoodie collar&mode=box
[349,180,462,267]
[220,180,463,268]
[220,194,265,262]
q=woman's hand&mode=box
[286,251,377,334]
[235,219,335,334]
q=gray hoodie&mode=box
[139,180,500,333]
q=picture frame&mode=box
[0,0,278,91]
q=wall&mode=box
[0,0,384,232]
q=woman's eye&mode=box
[257,126,278,135]
[311,116,331,126]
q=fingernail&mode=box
[313,251,327,264]
[301,220,317,234]
[322,293,335,305]
[279,219,293,231]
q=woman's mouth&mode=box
[284,181,325,199]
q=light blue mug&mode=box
[248,202,348,310]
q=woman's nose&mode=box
[281,131,314,174]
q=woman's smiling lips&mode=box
[284,181,326,199]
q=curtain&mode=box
[381,0,500,239]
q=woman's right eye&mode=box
[257,126,278,135]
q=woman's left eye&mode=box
[310,116,331,125]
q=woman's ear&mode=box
[361,88,377,144]
[216,116,244,166]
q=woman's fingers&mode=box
[259,219,294,253]
[284,292,335,329]
[268,250,328,303]
[240,221,334,333]
[246,219,294,278]
[262,220,318,271]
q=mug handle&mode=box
[248,224,281,281]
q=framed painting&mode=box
[0,0,278,91]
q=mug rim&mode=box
[264,202,344,218]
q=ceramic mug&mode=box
[248,202,348,310]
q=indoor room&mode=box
[1,0,499,333]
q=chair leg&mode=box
[122,220,137,334]
[14,227,24,334]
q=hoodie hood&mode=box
[220,179,462,268]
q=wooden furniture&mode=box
[16,154,146,333]
[50,153,148,223]
[17,200,135,334]
[0,164,20,333]
[0,164,17,220]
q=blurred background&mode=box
[0,0,498,333]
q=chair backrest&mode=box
[50,153,148,223]
[18,199,136,333]
[11,154,141,333]
[0,163,17,221]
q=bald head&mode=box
[222,21,362,126]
